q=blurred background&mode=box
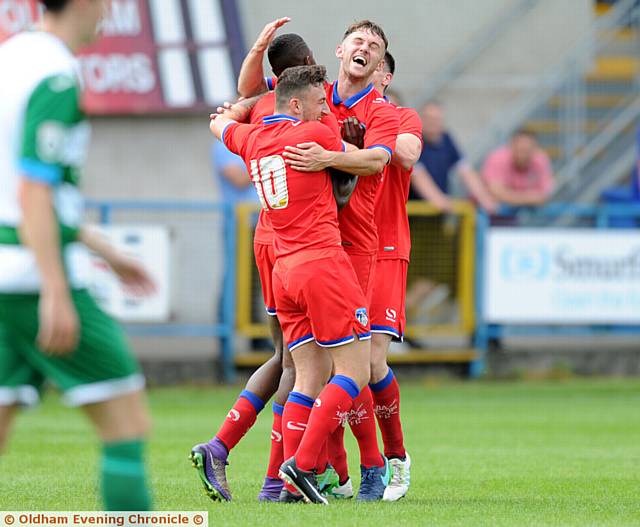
[1,0,639,383]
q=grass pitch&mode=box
[1,378,639,526]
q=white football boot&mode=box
[382,452,411,501]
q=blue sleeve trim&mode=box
[221,121,237,149]
[341,141,347,152]
[287,391,315,409]
[369,368,395,393]
[330,375,360,399]
[367,144,393,163]
[18,158,63,185]
[272,402,285,416]
[240,390,265,413]
[265,77,274,91]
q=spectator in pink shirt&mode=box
[482,129,555,207]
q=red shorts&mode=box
[345,252,377,306]
[370,259,408,342]
[273,248,371,351]
[253,240,277,316]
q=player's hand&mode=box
[37,289,79,355]
[283,142,332,171]
[342,117,365,149]
[252,17,291,52]
[109,255,156,297]
[480,196,500,214]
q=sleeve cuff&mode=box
[367,144,393,164]
[221,121,237,148]
[19,158,63,185]
[265,77,274,91]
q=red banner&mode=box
[0,0,236,114]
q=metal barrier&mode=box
[235,201,479,369]
[474,204,640,377]
[86,200,237,382]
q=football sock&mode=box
[282,392,313,493]
[327,424,349,483]
[315,439,329,474]
[266,402,284,479]
[101,439,152,511]
[215,390,265,453]
[295,375,359,472]
[370,368,406,459]
[348,385,384,468]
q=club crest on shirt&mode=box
[355,307,368,326]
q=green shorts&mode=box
[0,289,144,407]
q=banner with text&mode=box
[0,0,239,113]
[484,228,640,324]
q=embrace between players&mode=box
[192,18,423,505]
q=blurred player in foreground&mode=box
[0,0,153,510]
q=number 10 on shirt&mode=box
[250,155,289,210]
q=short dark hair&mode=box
[39,0,71,12]
[275,65,327,109]
[342,20,388,50]
[512,128,537,141]
[383,51,395,75]
[268,33,312,77]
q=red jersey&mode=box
[250,91,342,246]
[223,115,344,258]
[374,106,423,261]
[327,81,400,255]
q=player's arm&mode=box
[331,169,358,209]
[391,133,422,170]
[283,143,390,176]
[237,17,290,97]
[79,226,155,296]
[209,114,238,142]
[19,180,78,354]
[17,75,84,355]
[410,163,454,212]
[213,95,264,123]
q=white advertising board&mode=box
[484,228,640,324]
[89,225,171,322]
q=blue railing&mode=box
[86,200,237,382]
[473,203,640,377]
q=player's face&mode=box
[336,29,386,81]
[298,84,330,122]
[421,103,444,143]
[370,67,393,95]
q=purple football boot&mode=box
[189,438,232,502]
[258,476,284,502]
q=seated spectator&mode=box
[482,129,555,207]
[411,100,498,213]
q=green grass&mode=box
[1,378,639,526]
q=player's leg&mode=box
[338,253,387,500]
[258,314,292,502]
[0,404,17,453]
[370,259,410,501]
[279,250,373,504]
[191,242,282,502]
[0,290,153,510]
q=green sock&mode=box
[101,439,152,511]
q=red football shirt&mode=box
[223,115,343,258]
[374,106,423,261]
[327,81,400,255]
[250,91,342,246]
